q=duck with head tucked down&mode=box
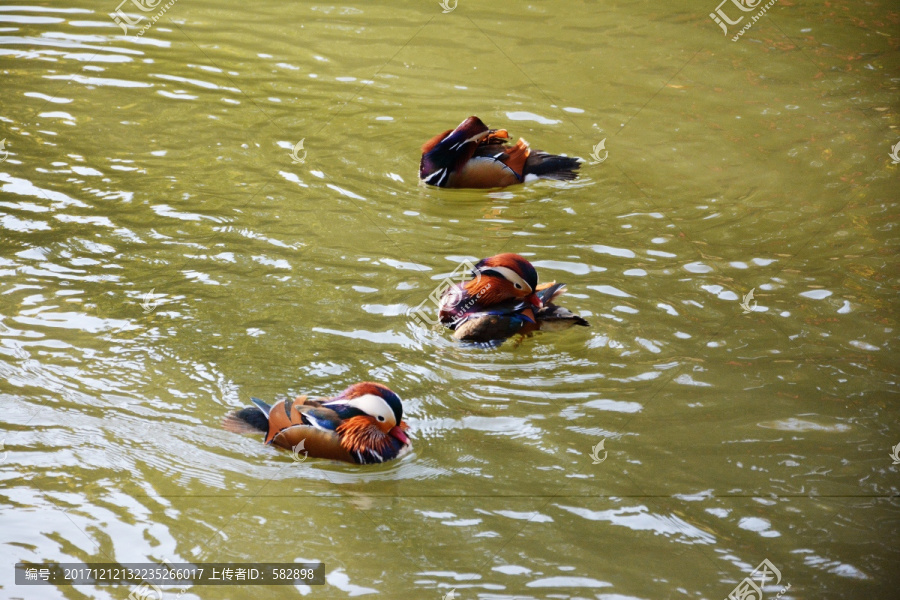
[420,116,580,188]
[223,382,412,464]
[438,253,589,344]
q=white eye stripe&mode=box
[481,265,532,293]
[329,393,396,426]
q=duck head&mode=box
[420,116,510,186]
[465,253,542,308]
[324,382,411,453]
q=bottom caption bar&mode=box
[15,563,325,586]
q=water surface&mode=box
[1,0,898,598]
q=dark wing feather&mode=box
[523,151,581,180]
[534,283,589,329]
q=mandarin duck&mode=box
[223,382,411,464]
[439,253,589,343]
[419,116,581,188]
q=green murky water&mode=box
[1,0,898,598]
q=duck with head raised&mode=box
[223,382,411,464]
[420,116,580,189]
[438,253,589,344]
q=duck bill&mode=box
[527,293,542,308]
[487,128,509,140]
[389,426,410,445]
